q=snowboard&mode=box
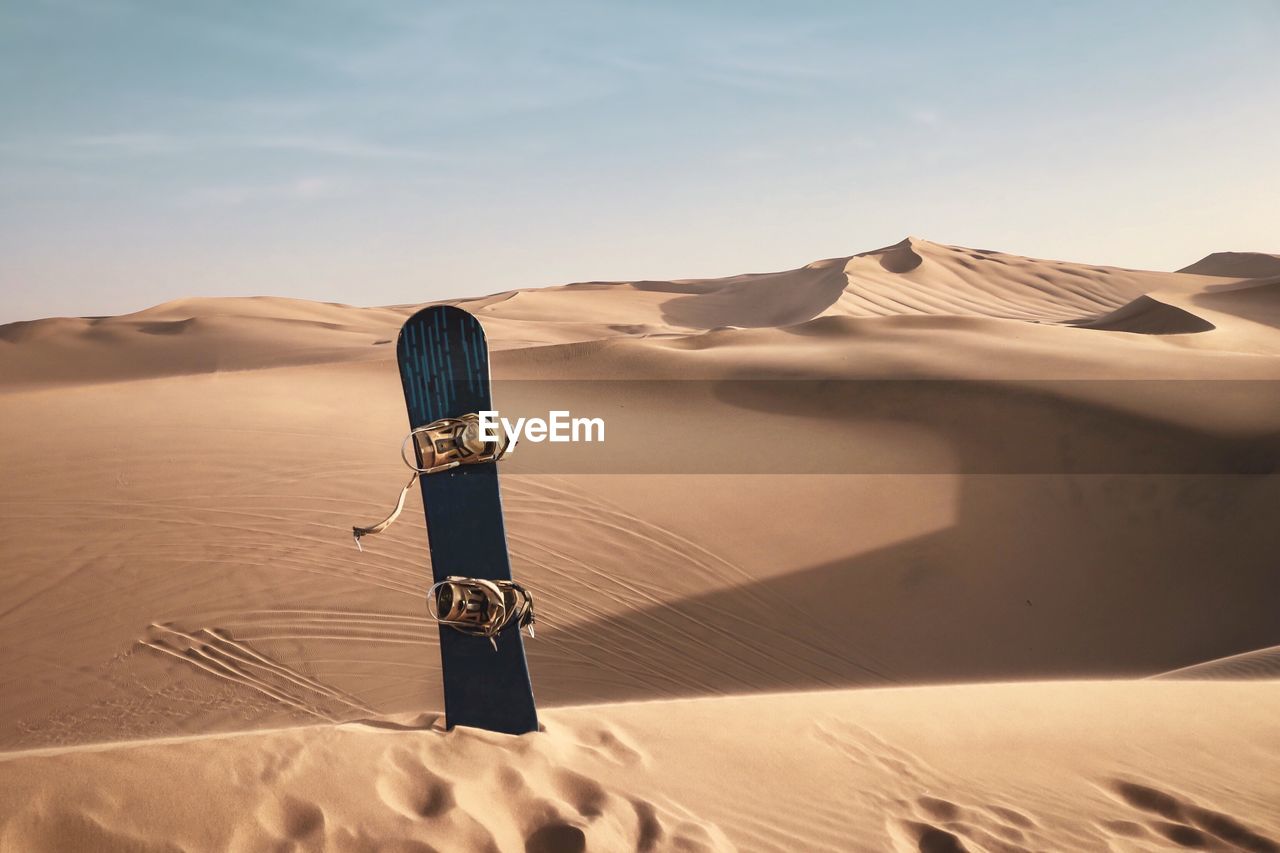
[397,305,538,734]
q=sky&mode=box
[2,0,1278,323]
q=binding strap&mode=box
[352,413,510,550]
[428,576,536,651]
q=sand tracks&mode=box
[142,623,377,722]
[125,472,774,723]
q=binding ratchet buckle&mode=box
[351,413,511,550]
[402,412,510,475]
[428,576,536,651]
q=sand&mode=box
[1,237,1278,851]
[3,683,1278,852]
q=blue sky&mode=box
[2,0,1277,323]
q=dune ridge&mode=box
[1069,294,1216,334]
[1179,251,1280,279]
[3,237,1266,388]
[1155,645,1280,681]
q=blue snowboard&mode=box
[397,305,538,734]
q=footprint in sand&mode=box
[566,721,646,767]
[365,724,725,853]
[550,768,609,819]
[888,794,1046,853]
[256,793,326,841]
[376,762,456,821]
[1105,778,1278,852]
[524,822,587,853]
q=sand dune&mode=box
[1,236,1277,849]
[1,683,1276,853]
[1071,294,1216,334]
[1155,645,1280,680]
[471,236,1242,337]
[825,238,1211,323]
[1194,278,1280,329]
[1179,251,1280,279]
[0,297,408,387]
[7,237,1265,388]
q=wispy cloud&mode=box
[70,132,178,153]
[48,132,441,161]
[181,175,345,208]
[907,108,943,128]
[725,134,876,165]
[240,135,440,160]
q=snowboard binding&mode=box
[352,413,511,550]
[402,412,511,475]
[427,576,536,651]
